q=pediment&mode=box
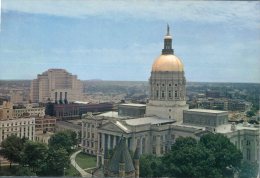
[100,122,128,133]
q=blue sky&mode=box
[0,0,260,83]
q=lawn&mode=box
[75,152,96,169]
[65,164,80,177]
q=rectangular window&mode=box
[162,91,165,98]
[152,147,156,154]
[247,149,251,161]
[161,135,164,142]
[168,91,172,98]
[160,146,164,154]
[246,140,250,146]
[153,136,156,142]
[156,90,159,98]
[175,91,178,97]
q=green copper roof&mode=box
[107,137,135,173]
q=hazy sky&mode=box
[0,0,260,83]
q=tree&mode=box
[200,133,243,176]
[21,141,48,173]
[42,148,70,176]
[139,154,162,177]
[49,130,76,153]
[163,137,221,178]
[0,135,26,167]
[246,110,255,118]
[15,166,36,176]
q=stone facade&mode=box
[95,115,204,166]
[216,123,259,163]
[0,117,35,143]
[183,109,228,128]
[0,101,13,120]
[118,104,146,118]
[30,69,83,103]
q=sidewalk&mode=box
[70,150,93,178]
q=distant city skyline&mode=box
[0,0,260,83]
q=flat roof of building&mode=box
[56,121,81,130]
[174,123,205,130]
[125,116,174,126]
[98,111,121,118]
[216,123,258,134]
[185,109,228,114]
[120,103,146,107]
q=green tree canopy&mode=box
[139,154,163,177]
[0,135,26,167]
[246,110,256,117]
[163,137,221,178]
[21,141,48,173]
[200,133,243,175]
[39,148,70,176]
[140,134,243,178]
[48,130,77,153]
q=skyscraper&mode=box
[30,69,83,103]
[146,25,188,122]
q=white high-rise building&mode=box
[30,69,83,103]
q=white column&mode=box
[97,133,101,167]
[140,137,143,154]
[113,135,116,149]
[108,134,111,150]
[101,133,105,152]
[156,135,160,155]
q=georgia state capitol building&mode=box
[81,26,259,167]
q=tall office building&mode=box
[146,25,188,122]
[30,69,83,103]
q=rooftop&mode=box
[98,111,121,118]
[120,103,146,107]
[216,123,259,134]
[125,116,174,126]
[185,109,228,114]
[56,121,81,130]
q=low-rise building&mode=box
[0,101,13,120]
[0,117,35,143]
[35,131,54,144]
[46,102,113,120]
[13,105,45,118]
[35,116,56,132]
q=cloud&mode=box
[2,0,260,29]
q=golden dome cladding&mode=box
[152,54,184,72]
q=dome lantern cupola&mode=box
[162,24,174,55]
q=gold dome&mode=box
[152,54,184,72]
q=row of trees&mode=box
[140,133,259,178]
[0,130,78,176]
